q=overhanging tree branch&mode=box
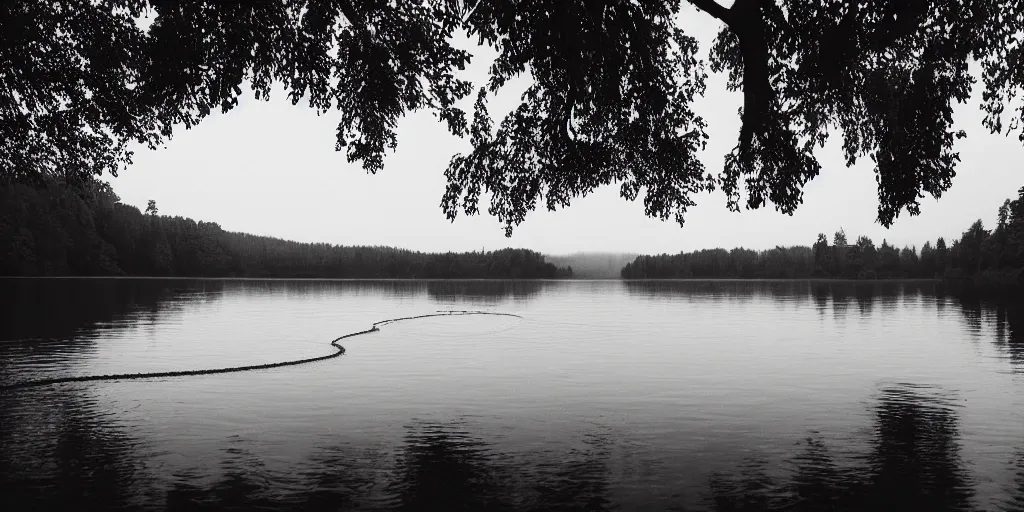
[4,0,1022,235]
[687,0,733,23]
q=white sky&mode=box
[108,5,1023,256]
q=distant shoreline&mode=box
[1,276,942,282]
[0,276,583,281]
[621,278,943,282]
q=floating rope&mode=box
[0,310,521,392]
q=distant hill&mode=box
[544,252,638,279]
[0,180,574,279]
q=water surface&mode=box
[1,279,1023,510]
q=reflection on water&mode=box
[0,386,141,510]
[0,278,204,341]
[701,385,973,512]
[623,279,928,306]
[786,436,847,511]
[1,383,999,511]
[212,279,547,304]
[389,422,517,511]
[1011,452,1024,512]
[0,279,217,386]
[164,440,302,511]
[954,292,1024,372]
[426,280,545,304]
[152,420,616,511]
[867,385,974,511]
[2,279,1024,510]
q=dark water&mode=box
[1,279,1023,511]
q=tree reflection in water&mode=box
[0,387,143,511]
[4,279,1024,510]
[387,421,516,511]
[526,430,613,511]
[994,302,1024,371]
[704,384,975,512]
[1009,451,1024,512]
[425,280,545,305]
[0,383,1014,510]
[158,420,613,511]
[863,384,974,510]
[706,456,790,511]
[786,436,850,511]
[0,279,217,387]
[164,442,279,511]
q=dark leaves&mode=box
[709,0,1005,227]
[2,0,473,183]
[4,0,1024,234]
[445,1,711,236]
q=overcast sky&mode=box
[109,5,1022,256]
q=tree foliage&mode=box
[0,180,570,279]
[2,0,1023,234]
[622,185,1024,288]
[443,1,710,235]
[1,0,471,184]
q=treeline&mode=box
[0,181,572,279]
[622,187,1024,291]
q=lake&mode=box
[1,278,1023,511]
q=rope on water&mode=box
[0,310,521,392]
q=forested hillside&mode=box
[0,180,571,279]
[622,187,1024,292]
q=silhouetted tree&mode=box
[812,233,830,275]
[919,242,935,278]
[1008,188,1024,263]
[850,236,878,277]
[954,220,989,276]
[833,229,848,247]
[936,237,950,276]
[622,186,1024,289]
[5,1,1024,234]
[877,239,900,278]
[899,246,919,278]
[0,181,570,279]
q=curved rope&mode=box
[0,310,521,392]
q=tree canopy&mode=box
[0,178,572,278]
[3,0,1022,234]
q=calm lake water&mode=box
[1,278,1023,511]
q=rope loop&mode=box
[0,310,521,392]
